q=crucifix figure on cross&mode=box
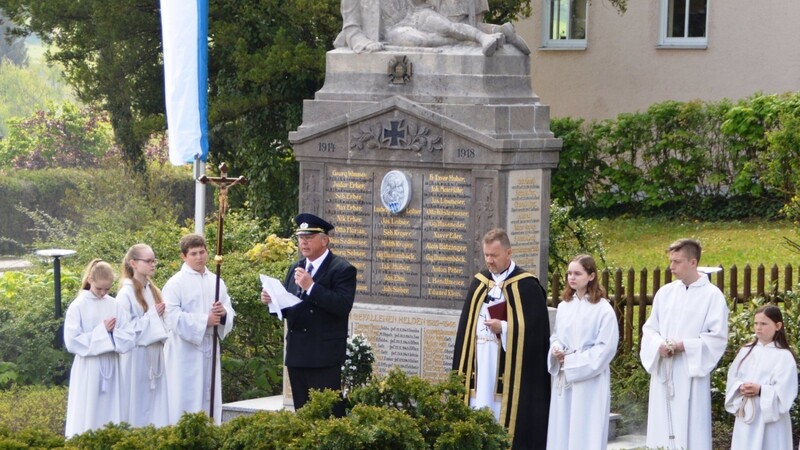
[197,162,246,419]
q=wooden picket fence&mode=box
[548,264,800,352]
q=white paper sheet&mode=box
[260,274,302,320]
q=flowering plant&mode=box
[341,334,375,396]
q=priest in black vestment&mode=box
[453,228,551,450]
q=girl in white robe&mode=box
[546,254,619,450]
[64,259,135,438]
[725,304,797,450]
[117,244,169,427]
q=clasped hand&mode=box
[207,301,226,326]
[739,382,761,397]
[659,340,684,358]
[552,347,566,364]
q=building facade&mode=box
[515,0,800,120]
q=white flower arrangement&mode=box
[341,334,375,396]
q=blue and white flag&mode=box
[160,0,209,166]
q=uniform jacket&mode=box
[281,252,357,368]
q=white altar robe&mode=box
[64,290,135,438]
[117,279,170,427]
[469,263,513,420]
[725,341,797,450]
[163,263,235,425]
[639,275,728,450]
[546,295,618,450]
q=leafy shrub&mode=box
[551,92,800,220]
[348,368,510,449]
[0,426,64,449]
[65,413,221,450]
[295,404,425,450]
[219,410,306,450]
[548,200,607,275]
[0,373,509,449]
[0,385,67,436]
[0,102,115,170]
[341,334,375,397]
[0,270,78,385]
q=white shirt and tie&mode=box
[300,249,328,296]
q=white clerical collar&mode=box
[487,262,515,300]
[491,261,515,283]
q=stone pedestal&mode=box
[285,46,561,400]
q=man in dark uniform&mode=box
[453,228,551,450]
[261,213,357,416]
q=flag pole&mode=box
[198,163,246,419]
[194,157,206,234]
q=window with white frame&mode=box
[541,0,588,50]
[659,0,708,48]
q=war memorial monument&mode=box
[285,0,562,401]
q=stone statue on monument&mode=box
[433,0,531,54]
[334,0,529,56]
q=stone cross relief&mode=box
[350,117,444,153]
[333,0,530,57]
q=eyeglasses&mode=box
[134,258,158,264]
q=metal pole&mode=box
[36,249,75,349]
[53,255,65,349]
[194,158,206,235]
[53,256,62,319]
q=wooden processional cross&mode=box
[198,163,247,419]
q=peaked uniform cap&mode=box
[294,213,334,235]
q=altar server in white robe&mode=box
[64,259,135,438]
[117,244,170,427]
[163,234,235,425]
[640,238,729,450]
[725,304,797,450]
[546,254,618,450]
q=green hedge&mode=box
[551,92,800,220]
[0,370,510,450]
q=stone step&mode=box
[606,433,647,449]
[608,412,621,440]
[221,395,290,422]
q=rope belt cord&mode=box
[556,369,572,395]
[659,339,677,450]
[555,348,575,396]
[736,395,757,424]
[147,342,164,390]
